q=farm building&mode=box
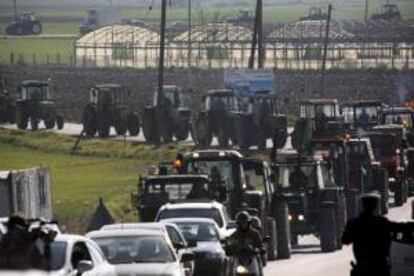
[75,20,414,69]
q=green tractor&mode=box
[272,150,347,252]
[82,84,140,138]
[15,80,64,131]
[142,85,191,143]
[233,91,287,150]
[192,89,237,148]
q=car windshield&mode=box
[35,240,67,270]
[384,113,413,128]
[186,160,236,192]
[93,235,175,264]
[370,135,396,156]
[174,222,219,242]
[158,208,223,228]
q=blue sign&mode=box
[224,69,275,96]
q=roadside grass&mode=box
[0,37,75,65]
[0,128,189,232]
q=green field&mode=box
[0,128,188,232]
[0,37,75,65]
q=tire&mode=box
[56,115,64,130]
[394,182,404,207]
[44,118,55,129]
[266,217,277,261]
[127,112,140,136]
[97,114,110,138]
[82,106,97,136]
[142,108,159,143]
[30,119,39,131]
[258,129,267,151]
[16,114,28,130]
[32,23,41,35]
[273,198,291,259]
[114,116,127,136]
[319,204,337,253]
[193,115,212,147]
[175,122,190,141]
[335,194,347,250]
[161,124,174,143]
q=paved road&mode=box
[1,122,293,149]
[264,198,414,276]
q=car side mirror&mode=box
[180,252,195,263]
[174,241,186,250]
[76,260,93,275]
[187,240,197,247]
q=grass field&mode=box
[0,37,75,65]
[0,128,188,232]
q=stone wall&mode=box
[1,65,413,122]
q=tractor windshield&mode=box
[383,113,413,128]
[144,181,211,201]
[300,103,337,119]
[355,106,379,124]
[277,164,316,189]
[23,85,50,100]
[206,96,235,111]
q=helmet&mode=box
[236,211,251,225]
[250,216,262,229]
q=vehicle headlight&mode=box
[236,265,250,274]
[298,214,305,221]
[288,215,292,221]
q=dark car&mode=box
[162,218,229,276]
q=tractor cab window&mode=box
[206,96,235,111]
[23,85,49,100]
[20,13,35,21]
[254,98,274,115]
[154,88,183,108]
[355,106,379,124]
[98,88,113,106]
[317,164,335,189]
[113,88,127,104]
[186,160,238,193]
[300,103,337,119]
[384,113,413,128]
[90,88,99,104]
[244,167,267,193]
[342,106,354,124]
[277,165,316,190]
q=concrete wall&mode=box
[1,65,413,122]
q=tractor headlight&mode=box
[298,214,305,221]
[236,265,250,274]
[288,215,292,221]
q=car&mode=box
[161,218,229,276]
[86,228,193,276]
[155,201,234,238]
[391,221,414,276]
[100,222,195,276]
[41,234,116,276]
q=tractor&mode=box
[142,85,191,143]
[6,11,42,35]
[299,7,328,21]
[381,107,414,146]
[232,91,288,150]
[82,84,140,138]
[371,4,402,21]
[272,150,347,252]
[192,89,237,148]
[14,80,64,131]
[175,149,290,260]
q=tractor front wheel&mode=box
[30,119,39,131]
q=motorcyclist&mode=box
[226,211,264,276]
[250,216,267,267]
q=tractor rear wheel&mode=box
[336,194,347,250]
[175,122,190,141]
[127,112,140,136]
[142,108,159,143]
[320,203,337,253]
[82,106,97,136]
[97,115,110,138]
[161,124,173,143]
[30,119,39,131]
[32,23,42,35]
[56,115,64,130]
[193,116,212,147]
[266,217,277,261]
[16,114,28,130]
[114,116,127,136]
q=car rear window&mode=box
[158,208,223,227]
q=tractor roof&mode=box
[94,83,123,89]
[21,80,49,87]
[382,107,414,114]
[342,100,387,108]
[206,89,234,97]
[300,99,338,105]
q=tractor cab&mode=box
[236,91,278,115]
[203,89,236,112]
[19,80,52,102]
[372,4,402,21]
[342,101,387,131]
[381,107,414,146]
[89,84,128,108]
[153,85,186,109]
[300,7,328,21]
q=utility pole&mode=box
[158,0,167,105]
[365,0,369,22]
[13,0,18,20]
[320,4,332,95]
[248,0,263,69]
[187,0,193,87]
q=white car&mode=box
[155,201,234,238]
[86,228,193,276]
[39,234,116,276]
